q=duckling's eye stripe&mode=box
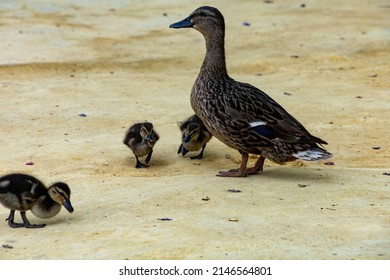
[55,189,68,199]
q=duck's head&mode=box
[48,182,74,213]
[170,6,225,37]
[140,122,158,147]
[183,123,201,143]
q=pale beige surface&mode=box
[0,0,389,260]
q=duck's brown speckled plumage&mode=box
[170,6,332,177]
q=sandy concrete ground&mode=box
[0,0,389,260]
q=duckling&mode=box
[170,6,332,177]
[0,173,74,228]
[123,122,160,168]
[178,114,212,159]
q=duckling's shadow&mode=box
[43,215,75,226]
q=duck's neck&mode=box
[200,30,228,77]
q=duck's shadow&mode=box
[253,166,332,182]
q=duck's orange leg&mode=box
[217,152,249,177]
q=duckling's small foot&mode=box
[20,211,45,228]
[190,153,203,160]
[135,157,149,168]
[6,219,25,228]
[6,210,45,228]
[190,145,206,159]
[25,223,46,228]
[6,210,24,228]
[135,162,149,168]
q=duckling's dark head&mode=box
[48,182,74,213]
[170,6,225,37]
[183,123,201,142]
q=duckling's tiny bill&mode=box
[63,200,74,213]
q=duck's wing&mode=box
[224,80,327,145]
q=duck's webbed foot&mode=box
[218,155,265,177]
[217,169,248,177]
[217,153,264,177]
[246,156,265,174]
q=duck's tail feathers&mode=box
[292,148,333,162]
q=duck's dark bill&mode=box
[169,18,193,29]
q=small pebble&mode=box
[229,218,239,222]
[300,3,306,8]
[290,55,300,58]
[2,244,13,249]
[25,161,34,165]
[372,146,381,150]
[242,21,250,26]
[202,196,210,201]
[298,184,309,188]
[157,218,172,221]
[228,189,241,193]
[283,92,293,96]
[78,113,87,117]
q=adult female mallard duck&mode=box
[178,114,212,159]
[170,6,332,177]
[123,122,160,168]
[0,173,74,228]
